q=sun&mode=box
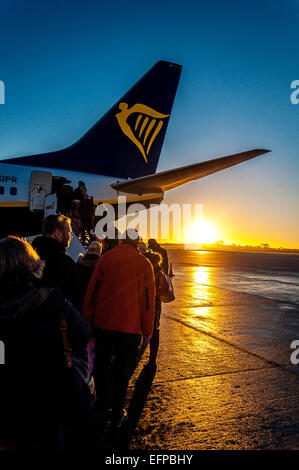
[185,219,218,244]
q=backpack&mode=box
[156,269,175,303]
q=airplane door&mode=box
[29,170,52,212]
[44,193,57,218]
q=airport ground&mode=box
[124,250,299,451]
[1,248,299,454]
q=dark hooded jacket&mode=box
[0,281,92,446]
[77,253,100,299]
[32,235,82,311]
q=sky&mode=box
[0,0,298,247]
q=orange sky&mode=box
[127,195,299,249]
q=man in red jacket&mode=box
[83,228,155,427]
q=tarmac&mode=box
[124,252,299,451]
[1,249,299,453]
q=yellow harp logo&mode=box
[116,103,169,163]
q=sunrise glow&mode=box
[185,219,218,245]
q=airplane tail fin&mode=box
[4,61,182,179]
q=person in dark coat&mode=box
[73,181,87,201]
[0,236,92,449]
[99,223,121,254]
[148,238,169,274]
[77,240,102,298]
[77,240,103,381]
[32,214,82,310]
[143,251,163,368]
[78,197,96,246]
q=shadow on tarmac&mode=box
[99,363,157,451]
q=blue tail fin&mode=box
[4,61,182,179]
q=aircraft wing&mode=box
[111,149,270,195]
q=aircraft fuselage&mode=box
[0,162,163,237]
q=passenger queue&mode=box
[0,214,171,450]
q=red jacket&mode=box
[83,243,156,336]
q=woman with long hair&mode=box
[0,236,92,449]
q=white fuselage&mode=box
[0,161,163,209]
